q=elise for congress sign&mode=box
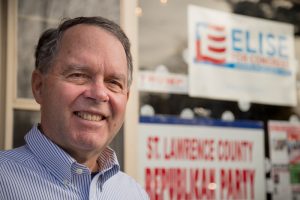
[188,5,297,106]
[138,116,266,200]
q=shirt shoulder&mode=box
[0,145,34,167]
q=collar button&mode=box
[75,168,83,174]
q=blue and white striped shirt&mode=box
[0,125,149,200]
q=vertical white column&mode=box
[120,0,140,180]
[5,0,17,150]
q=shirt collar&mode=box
[25,124,120,184]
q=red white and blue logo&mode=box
[195,23,227,65]
[194,22,291,76]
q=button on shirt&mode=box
[0,125,149,200]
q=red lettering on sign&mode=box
[164,138,214,161]
[218,140,253,162]
[147,136,160,160]
[145,167,216,200]
[220,168,255,200]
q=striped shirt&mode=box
[0,125,149,200]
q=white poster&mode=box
[138,116,266,200]
[188,5,297,106]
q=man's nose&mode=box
[85,81,109,102]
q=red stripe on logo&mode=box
[209,25,225,32]
[208,46,226,53]
[207,35,226,42]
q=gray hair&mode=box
[35,16,133,87]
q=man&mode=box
[0,16,149,200]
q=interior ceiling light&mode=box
[135,6,143,17]
[160,0,168,4]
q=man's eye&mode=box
[107,79,125,92]
[110,80,123,87]
[70,73,86,78]
[66,73,90,84]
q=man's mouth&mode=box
[74,111,105,122]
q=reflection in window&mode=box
[138,0,231,118]
[13,109,40,148]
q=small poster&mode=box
[138,116,265,200]
[271,166,292,200]
[268,120,300,199]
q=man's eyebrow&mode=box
[61,64,90,74]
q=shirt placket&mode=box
[71,164,92,199]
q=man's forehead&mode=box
[61,24,113,40]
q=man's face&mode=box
[32,24,129,156]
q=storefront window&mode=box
[138,1,300,199]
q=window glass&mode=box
[138,1,299,198]
[139,0,230,73]
[138,0,235,118]
[13,109,40,148]
[138,0,297,121]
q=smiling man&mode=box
[0,17,149,200]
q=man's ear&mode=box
[31,70,44,104]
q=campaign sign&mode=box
[188,5,297,106]
[138,116,266,200]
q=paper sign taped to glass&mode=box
[188,5,297,106]
[138,116,266,200]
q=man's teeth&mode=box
[76,112,103,121]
